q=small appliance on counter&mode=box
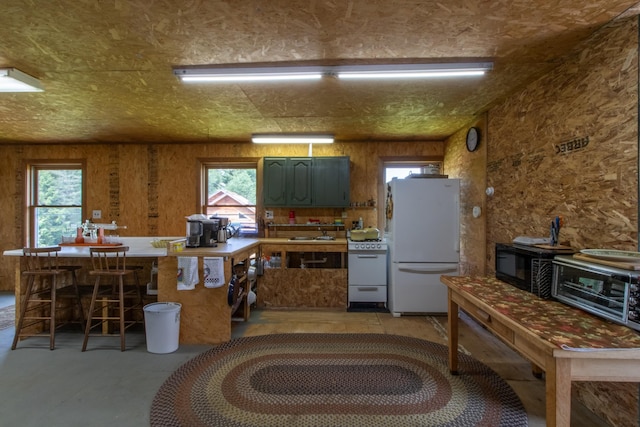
[210,217,236,243]
[495,243,574,299]
[186,214,220,248]
[553,254,640,331]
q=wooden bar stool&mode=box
[82,246,144,351]
[12,246,84,350]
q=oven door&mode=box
[348,251,387,286]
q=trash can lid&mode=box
[144,302,181,313]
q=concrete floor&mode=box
[0,292,607,427]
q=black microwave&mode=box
[495,243,573,299]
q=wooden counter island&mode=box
[4,237,260,346]
[159,238,260,345]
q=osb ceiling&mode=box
[0,0,639,145]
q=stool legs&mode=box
[82,274,134,352]
[12,274,57,350]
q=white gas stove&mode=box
[348,238,388,309]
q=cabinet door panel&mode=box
[263,158,287,206]
[288,158,312,206]
[313,157,350,207]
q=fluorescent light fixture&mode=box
[335,62,493,80]
[174,62,493,83]
[0,68,43,92]
[252,134,334,144]
[174,66,325,83]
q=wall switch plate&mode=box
[265,210,274,220]
[341,211,348,218]
[92,210,102,219]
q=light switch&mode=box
[265,210,274,220]
[92,210,102,219]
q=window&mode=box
[202,161,258,236]
[384,161,442,183]
[27,162,85,247]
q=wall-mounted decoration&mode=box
[555,136,589,155]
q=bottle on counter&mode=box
[358,217,363,229]
[289,210,295,224]
[75,227,84,243]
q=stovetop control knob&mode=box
[630,296,638,307]
[629,310,638,320]
[631,284,639,292]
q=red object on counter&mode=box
[289,210,295,224]
[75,227,84,244]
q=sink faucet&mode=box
[319,227,328,237]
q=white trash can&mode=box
[143,302,181,354]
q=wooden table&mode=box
[440,275,640,427]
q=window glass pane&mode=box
[35,207,82,247]
[205,167,257,236]
[385,167,422,183]
[37,169,82,205]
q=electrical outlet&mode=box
[265,210,274,220]
[92,210,102,219]
[341,211,348,219]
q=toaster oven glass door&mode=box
[553,261,629,323]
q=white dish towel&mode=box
[177,257,198,290]
[204,257,225,288]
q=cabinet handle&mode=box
[357,287,378,292]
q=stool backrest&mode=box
[90,246,130,272]
[23,246,61,272]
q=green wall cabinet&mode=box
[312,157,350,207]
[263,156,350,207]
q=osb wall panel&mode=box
[0,140,443,291]
[444,116,488,276]
[486,17,638,427]
[258,268,348,308]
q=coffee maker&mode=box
[186,216,220,248]
[211,217,230,243]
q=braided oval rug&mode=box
[150,333,527,427]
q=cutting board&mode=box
[533,244,573,251]
[572,253,640,270]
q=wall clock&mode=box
[466,127,480,152]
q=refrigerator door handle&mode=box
[398,266,459,274]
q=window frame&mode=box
[198,158,259,235]
[26,160,86,248]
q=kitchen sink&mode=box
[287,236,336,241]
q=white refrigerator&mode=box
[386,178,460,316]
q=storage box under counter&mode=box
[552,255,640,331]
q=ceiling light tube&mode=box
[335,62,493,80]
[174,66,325,83]
[0,68,43,92]
[252,134,334,144]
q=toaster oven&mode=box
[552,255,640,331]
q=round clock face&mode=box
[466,127,480,152]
